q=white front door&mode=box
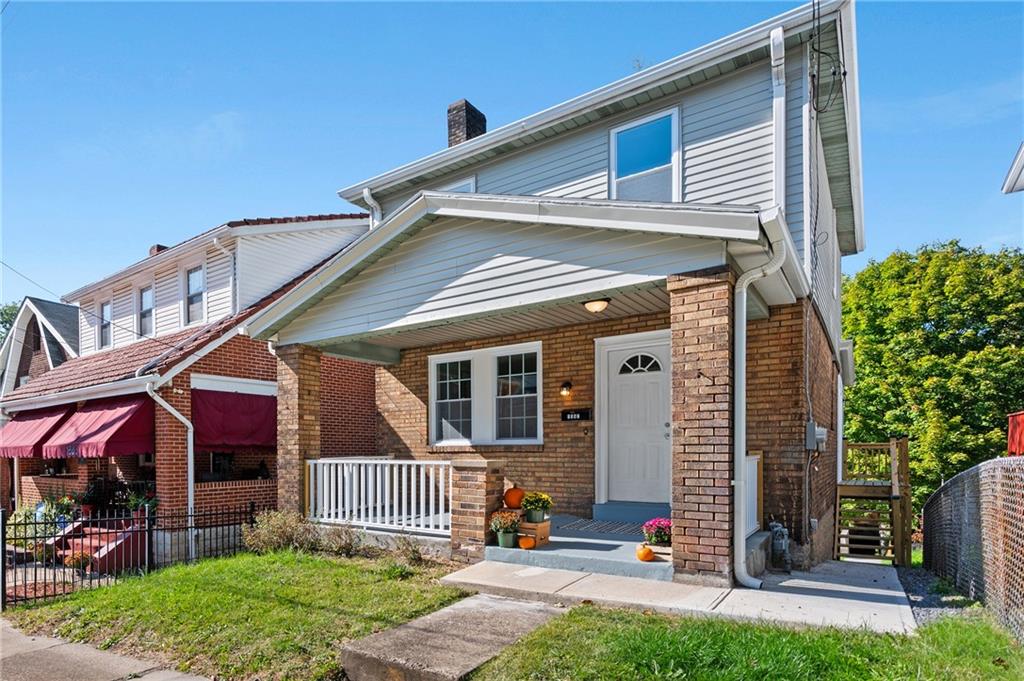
[606,340,671,503]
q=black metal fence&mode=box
[2,504,264,609]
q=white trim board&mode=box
[190,373,277,396]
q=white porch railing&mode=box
[745,452,763,537]
[305,458,453,537]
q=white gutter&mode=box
[146,381,196,561]
[734,219,789,590]
[362,188,382,229]
[1,375,152,413]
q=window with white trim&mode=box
[185,266,204,324]
[610,109,679,202]
[138,285,154,337]
[428,342,542,445]
[98,301,112,349]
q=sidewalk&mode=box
[441,559,917,634]
[1,619,208,681]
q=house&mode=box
[0,214,377,520]
[244,0,864,587]
[1003,142,1024,193]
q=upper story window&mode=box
[437,176,476,193]
[138,285,154,337]
[429,341,543,445]
[185,266,204,324]
[610,109,679,202]
[98,301,112,349]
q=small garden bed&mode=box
[473,605,1024,680]
[8,544,464,680]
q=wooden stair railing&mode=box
[834,437,912,565]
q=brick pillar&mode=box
[276,344,322,513]
[450,459,505,562]
[667,266,735,587]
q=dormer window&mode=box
[610,109,679,202]
[185,266,204,324]
[138,285,154,337]
[98,301,112,349]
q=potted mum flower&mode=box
[641,517,672,546]
[489,510,521,548]
[521,492,553,523]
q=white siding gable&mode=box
[78,297,95,354]
[205,239,235,321]
[278,216,725,346]
[112,286,135,347]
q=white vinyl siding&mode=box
[235,227,367,309]
[154,266,180,336]
[681,64,774,207]
[786,46,807,253]
[808,125,840,346]
[78,297,95,355]
[277,216,725,346]
[112,286,134,347]
[205,240,234,320]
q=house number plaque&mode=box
[561,408,593,422]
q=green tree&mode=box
[0,301,18,345]
[843,241,1024,509]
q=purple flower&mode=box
[642,517,672,545]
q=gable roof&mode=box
[26,297,79,354]
[338,0,862,253]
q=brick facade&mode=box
[375,312,670,517]
[321,354,377,457]
[276,344,322,513]
[450,459,505,562]
[667,268,735,586]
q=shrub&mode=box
[64,550,92,570]
[319,524,365,558]
[641,517,672,545]
[377,559,414,581]
[242,511,319,554]
[393,534,424,565]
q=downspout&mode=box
[734,231,787,590]
[145,381,196,561]
[362,188,382,229]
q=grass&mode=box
[912,546,924,567]
[8,550,464,680]
[473,606,1024,681]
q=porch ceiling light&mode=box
[560,381,573,397]
[583,298,611,314]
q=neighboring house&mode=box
[1003,142,1024,193]
[0,297,81,511]
[0,214,377,517]
[246,0,864,587]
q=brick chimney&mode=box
[149,244,169,257]
[447,99,486,147]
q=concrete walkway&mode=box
[0,619,208,681]
[441,559,916,634]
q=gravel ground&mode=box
[897,564,979,626]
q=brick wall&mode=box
[375,312,670,517]
[450,459,505,562]
[276,344,322,513]
[746,298,838,565]
[194,478,278,512]
[14,317,54,385]
[1,459,11,512]
[321,354,376,456]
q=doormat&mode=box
[558,518,644,536]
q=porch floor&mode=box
[484,514,674,581]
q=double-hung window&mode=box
[429,342,542,445]
[610,109,680,202]
[138,285,154,337]
[185,266,204,324]
[98,301,112,349]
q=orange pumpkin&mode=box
[636,544,655,562]
[503,485,525,509]
[518,536,536,550]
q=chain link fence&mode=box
[923,457,1024,640]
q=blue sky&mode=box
[2,1,1022,302]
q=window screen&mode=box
[186,267,204,324]
[435,360,472,441]
[496,352,538,440]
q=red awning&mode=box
[192,389,276,449]
[0,407,74,458]
[43,396,154,459]
[1010,411,1024,457]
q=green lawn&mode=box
[474,606,1024,681]
[8,551,463,680]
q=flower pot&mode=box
[80,504,95,518]
[496,530,518,548]
[524,509,546,523]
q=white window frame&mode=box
[608,107,681,202]
[137,282,155,338]
[436,175,477,193]
[181,261,207,327]
[428,341,543,446]
[96,299,113,350]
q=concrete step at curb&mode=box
[340,594,562,681]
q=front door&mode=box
[607,340,671,503]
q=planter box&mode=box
[519,520,550,547]
[651,544,672,562]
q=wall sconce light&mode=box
[560,381,573,397]
[583,298,611,313]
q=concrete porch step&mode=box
[485,544,674,581]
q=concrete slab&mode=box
[559,572,730,614]
[0,620,63,657]
[440,560,589,598]
[714,561,917,633]
[340,594,560,681]
[135,670,209,681]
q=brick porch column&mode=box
[276,344,322,514]
[450,459,505,562]
[667,266,735,587]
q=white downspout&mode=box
[146,381,196,561]
[734,233,787,590]
[362,188,382,229]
